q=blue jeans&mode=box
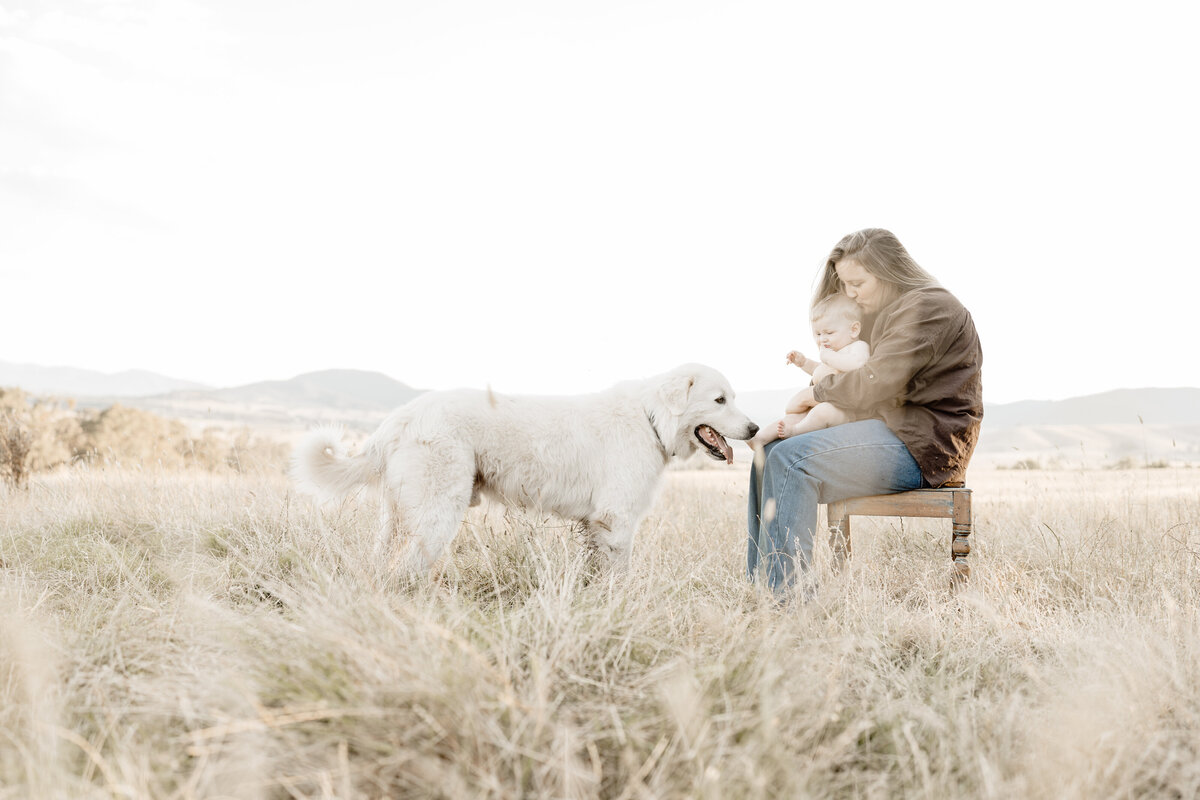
[747,419,923,593]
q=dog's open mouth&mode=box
[695,425,733,464]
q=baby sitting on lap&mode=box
[749,293,869,450]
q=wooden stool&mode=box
[826,486,973,585]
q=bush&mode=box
[0,389,83,486]
[78,404,193,468]
[0,387,289,479]
[0,411,33,487]
[1106,457,1171,470]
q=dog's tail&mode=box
[291,425,381,501]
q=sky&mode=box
[1,0,1197,404]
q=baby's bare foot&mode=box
[748,427,777,450]
[777,420,800,439]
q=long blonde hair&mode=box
[814,228,938,307]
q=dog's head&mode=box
[647,363,758,463]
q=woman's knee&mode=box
[764,438,806,474]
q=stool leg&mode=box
[829,501,851,570]
[951,490,972,587]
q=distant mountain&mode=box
[167,369,424,412]
[0,360,208,397]
[9,359,1200,464]
[733,386,1200,466]
[737,386,1200,430]
[982,388,1200,429]
[2,363,426,432]
[977,388,1200,466]
[86,369,428,433]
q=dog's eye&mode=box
[715,396,726,405]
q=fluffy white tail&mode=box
[291,425,380,501]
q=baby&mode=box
[748,293,869,450]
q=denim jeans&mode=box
[747,419,923,593]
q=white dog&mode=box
[293,363,758,575]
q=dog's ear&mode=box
[659,374,695,416]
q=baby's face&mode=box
[812,313,859,351]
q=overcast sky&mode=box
[2,0,1197,403]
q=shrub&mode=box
[0,411,32,487]
[0,389,82,485]
[0,387,289,478]
[77,404,193,468]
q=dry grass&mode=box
[2,465,1199,798]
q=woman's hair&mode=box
[814,228,938,306]
[810,292,862,325]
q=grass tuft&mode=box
[0,467,1198,797]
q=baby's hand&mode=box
[786,350,805,367]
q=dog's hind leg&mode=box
[375,443,475,578]
[376,495,403,562]
[586,514,636,573]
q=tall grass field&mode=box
[2,465,1198,798]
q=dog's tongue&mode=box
[699,425,733,464]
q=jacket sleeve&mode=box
[812,294,943,414]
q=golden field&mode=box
[1,464,1198,799]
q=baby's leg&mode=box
[778,403,850,439]
[748,420,783,450]
[784,388,816,415]
[775,412,809,439]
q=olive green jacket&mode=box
[813,285,983,486]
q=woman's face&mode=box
[836,258,887,314]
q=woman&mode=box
[747,228,983,593]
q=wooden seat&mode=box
[826,486,973,585]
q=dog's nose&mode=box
[747,422,759,438]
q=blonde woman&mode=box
[747,228,984,594]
